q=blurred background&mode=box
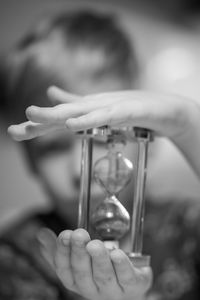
[1,0,200,230]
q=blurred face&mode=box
[27,43,135,223]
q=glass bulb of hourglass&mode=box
[94,149,133,195]
[91,138,133,241]
[91,195,130,240]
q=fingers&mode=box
[55,230,78,292]
[86,240,121,295]
[65,105,131,131]
[9,89,174,142]
[25,90,117,125]
[47,86,120,106]
[70,229,98,297]
[110,249,152,293]
[47,86,81,104]
[110,249,137,287]
[66,108,111,131]
[7,121,66,141]
[136,267,153,292]
[25,103,88,124]
[56,229,99,297]
[41,229,152,300]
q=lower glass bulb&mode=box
[91,195,130,241]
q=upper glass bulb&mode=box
[94,142,133,195]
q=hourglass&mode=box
[91,130,133,249]
[77,127,152,267]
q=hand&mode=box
[8,86,200,178]
[8,86,197,141]
[38,228,152,300]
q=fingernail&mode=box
[73,239,85,247]
[59,236,70,246]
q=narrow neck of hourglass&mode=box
[107,136,125,153]
[106,138,132,196]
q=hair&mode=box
[0,10,138,125]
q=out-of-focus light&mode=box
[146,47,195,82]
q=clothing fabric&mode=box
[144,199,200,300]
